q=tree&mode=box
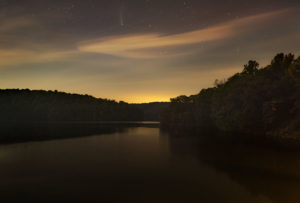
[242,60,259,75]
[161,53,300,139]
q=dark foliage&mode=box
[133,102,169,121]
[161,53,300,139]
[0,89,143,122]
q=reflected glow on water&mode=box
[0,126,299,202]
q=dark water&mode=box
[1,125,300,203]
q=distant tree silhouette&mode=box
[132,102,169,121]
[0,89,143,122]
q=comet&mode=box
[119,9,124,26]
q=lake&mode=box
[1,124,300,203]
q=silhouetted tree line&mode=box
[133,102,169,121]
[0,89,143,122]
[161,53,300,139]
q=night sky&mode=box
[0,0,299,102]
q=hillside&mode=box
[0,89,143,122]
[161,53,300,139]
[133,102,169,121]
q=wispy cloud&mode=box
[0,49,77,67]
[0,15,79,67]
[0,16,37,33]
[78,26,232,58]
[78,9,290,59]
[0,9,292,68]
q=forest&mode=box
[0,89,143,122]
[161,53,300,140]
[133,102,169,121]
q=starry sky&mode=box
[0,0,299,103]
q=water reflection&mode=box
[0,126,299,202]
[0,122,158,143]
[166,132,300,203]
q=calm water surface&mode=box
[1,125,300,203]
